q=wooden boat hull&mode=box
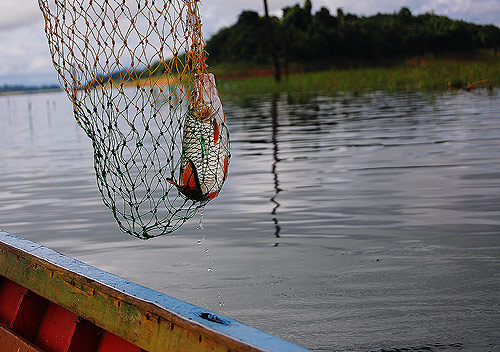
[0,230,310,352]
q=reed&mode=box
[215,55,500,97]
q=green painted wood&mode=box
[0,231,311,352]
[0,244,268,352]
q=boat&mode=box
[0,230,310,352]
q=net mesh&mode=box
[38,0,230,239]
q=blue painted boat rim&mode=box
[0,230,311,352]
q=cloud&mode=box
[199,0,301,36]
[199,0,500,36]
[0,0,58,85]
[415,0,500,25]
[0,17,57,85]
[0,0,42,31]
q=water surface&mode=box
[1,89,499,351]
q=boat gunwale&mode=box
[0,230,310,352]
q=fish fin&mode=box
[182,159,201,190]
[167,178,181,188]
[223,156,228,179]
[178,159,204,200]
[169,161,205,201]
[213,119,220,145]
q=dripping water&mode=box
[197,207,204,230]
[196,209,224,307]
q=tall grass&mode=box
[215,55,500,97]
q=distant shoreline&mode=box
[3,53,497,97]
[0,87,62,96]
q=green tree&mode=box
[205,1,500,68]
[479,25,500,55]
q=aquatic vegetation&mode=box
[216,54,500,96]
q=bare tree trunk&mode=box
[263,0,281,82]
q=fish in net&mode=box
[38,0,230,239]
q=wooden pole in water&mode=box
[263,0,281,82]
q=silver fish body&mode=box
[168,73,229,201]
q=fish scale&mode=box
[169,73,230,201]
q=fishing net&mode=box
[38,0,230,239]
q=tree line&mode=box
[0,83,61,93]
[206,0,500,68]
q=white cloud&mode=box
[0,15,57,85]
[0,0,41,31]
[199,0,500,34]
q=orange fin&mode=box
[213,119,220,145]
[167,178,180,187]
[223,156,228,179]
[179,159,204,201]
[182,160,200,189]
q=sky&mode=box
[1,0,499,86]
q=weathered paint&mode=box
[0,274,130,352]
[0,324,43,352]
[0,276,26,324]
[34,302,80,351]
[0,230,311,352]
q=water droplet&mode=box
[197,240,202,245]
[205,248,209,253]
[207,267,213,272]
[217,290,224,306]
[197,208,205,230]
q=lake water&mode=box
[1,88,499,352]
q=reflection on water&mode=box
[270,93,281,239]
[1,89,500,352]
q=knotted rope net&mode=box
[38,0,230,239]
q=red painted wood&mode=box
[68,318,103,352]
[98,331,142,352]
[0,277,27,326]
[35,302,79,352]
[0,324,43,352]
[12,291,49,341]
